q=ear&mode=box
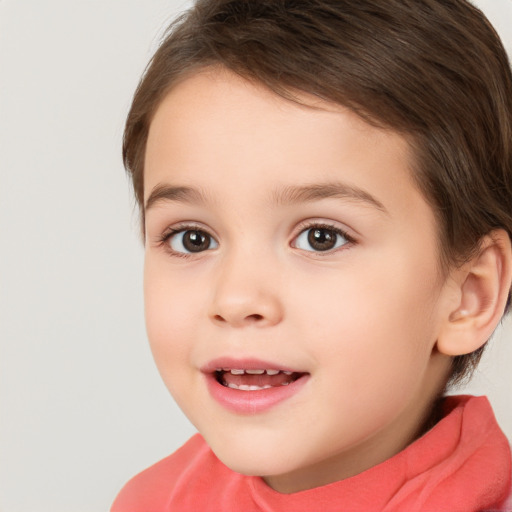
[437,230,512,356]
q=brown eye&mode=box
[294,226,349,252]
[308,228,337,251]
[169,229,218,253]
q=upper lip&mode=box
[201,357,305,374]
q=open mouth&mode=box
[204,361,311,412]
[214,368,305,390]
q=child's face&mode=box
[143,68,453,492]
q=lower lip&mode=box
[204,373,309,414]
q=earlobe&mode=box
[437,230,512,357]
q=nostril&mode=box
[211,313,263,323]
[247,314,264,322]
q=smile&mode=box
[203,359,309,414]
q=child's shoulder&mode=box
[110,434,212,511]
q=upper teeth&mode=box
[217,368,293,375]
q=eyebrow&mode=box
[145,184,210,211]
[145,181,388,214]
[271,182,388,214]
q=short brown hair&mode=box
[123,0,512,385]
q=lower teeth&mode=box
[216,370,300,390]
[226,383,289,390]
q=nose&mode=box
[208,254,284,328]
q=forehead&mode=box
[144,68,425,221]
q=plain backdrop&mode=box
[0,1,511,511]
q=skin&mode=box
[142,68,460,493]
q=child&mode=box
[111,0,512,510]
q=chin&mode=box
[204,430,304,478]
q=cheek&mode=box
[143,259,200,376]
[294,251,441,383]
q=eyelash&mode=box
[157,221,356,258]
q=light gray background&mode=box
[0,1,511,511]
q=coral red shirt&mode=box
[111,395,511,511]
